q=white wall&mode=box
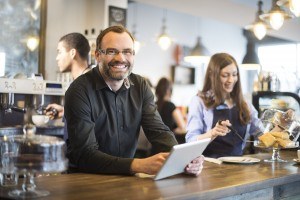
[45,1,249,106]
[45,0,126,80]
[126,3,248,106]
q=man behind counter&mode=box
[64,25,204,176]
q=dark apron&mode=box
[203,105,247,158]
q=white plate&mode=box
[293,159,300,164]
[218,156,261,164]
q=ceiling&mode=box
[133,0,300,42]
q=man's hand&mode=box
[45,103,64,120]
[131,152,169,175]
[184,155,205,176]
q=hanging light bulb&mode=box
[27,36,39,51]
[253,22,267,40]
[157,10,172,50]
[245,1,269,40]
[260,0,293,30]
[158,33,172,50]
[290,0,300,16]
[132,25,141,53]
[270,12,285,29]
[26,26,40,51]
[277,0,300,17]
[131,3,141,54]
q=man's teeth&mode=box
[112,64,126,69]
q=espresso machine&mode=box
[0,78,66,137]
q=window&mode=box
[0,52,5,77]
[258,43,300,92]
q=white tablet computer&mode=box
[154,138,211,181]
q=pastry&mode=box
[271,110,294,129]
[258,132,276,148]
[270,131,290,140]
[276,138,294,148]
[270,125,284,132]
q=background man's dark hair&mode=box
[59,32,90,61]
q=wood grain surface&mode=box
[1,150,300,199]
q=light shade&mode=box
[184,37,210,64]
[260,0,293,30]
[241,42,261,70]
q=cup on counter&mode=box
[32,114,50,126]
[0,137,19,187]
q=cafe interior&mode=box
[1,0,300,199]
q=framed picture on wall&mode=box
[109,6,127,27]
[171,65,196,85]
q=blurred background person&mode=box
[45,32,91,120]
[45,33,91,144]
[155,77,186,143]
[186,53,264,158]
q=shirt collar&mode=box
[93,67,134,91]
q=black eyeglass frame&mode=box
[98,48,135,56]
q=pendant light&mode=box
[26,10,40,52]
[278,0,300,17]
[132,2,141,54]
[245,1,269,40]
[157,9,172,50]
[241,30,261,70]
[242,42,260,70]
[27,36,39,51]
[184,18,210,65]
[289,0,300,16]
[260,0,293,30]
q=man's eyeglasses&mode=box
[99,48,135,56]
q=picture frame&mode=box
[109,6,127,27]
[171,65,196,85]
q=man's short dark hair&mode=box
[96,25,135,51]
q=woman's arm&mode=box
[186,96,230,142]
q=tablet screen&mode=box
[154,138,211,180]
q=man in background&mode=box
[45,32,91,120]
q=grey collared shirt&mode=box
[64,67,177,174]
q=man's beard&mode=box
[101,60,133,81]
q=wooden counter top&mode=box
[1,150,300,199]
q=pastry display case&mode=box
[252,91,300,117]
